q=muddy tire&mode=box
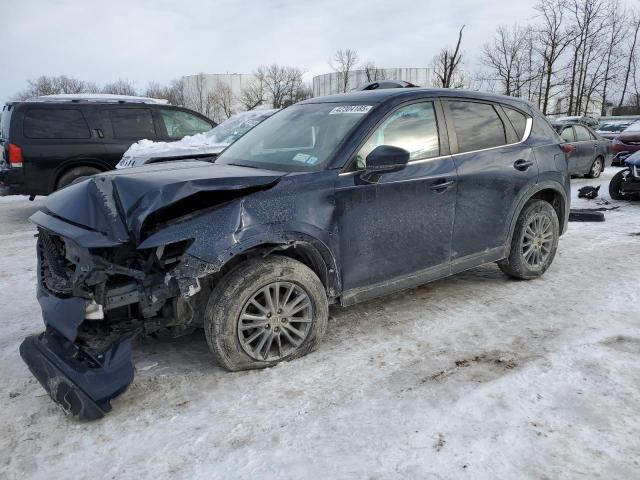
[585,156,603,178]
[609,169,627,200]
[56,166,101,190]
[498,199,559,280]
[204,256,328,371]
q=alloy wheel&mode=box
[237,281,313,361]
[522,213,554,268]
[591,158,602,177]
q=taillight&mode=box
[560,143,575,156]
[8,143,23,167]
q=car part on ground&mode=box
[568,209,606,222]
[0,96,215,197]
[609,151,640,200]
[578,185,600,199]
[116,109,279,169]
[20,88,570,419]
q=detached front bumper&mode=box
[20,328,136,420]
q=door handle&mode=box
[514,159,534,171]
[431,179,456,191]
[94,128,104,138]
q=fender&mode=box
[51,157,113,192]
[504,180,569,254]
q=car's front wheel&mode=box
[498,199,559,280]
[609,169,628,200]
[204,256,329,371]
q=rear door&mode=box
[20,105,105,193]
[559,126,581,174]
[573,125,596,173]
[444,99,538,268]
[99,106,160,166]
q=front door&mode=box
[335,101,457,295]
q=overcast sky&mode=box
[0,0,538,104]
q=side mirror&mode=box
[365,145,410,172]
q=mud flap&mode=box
[19,329,136,420]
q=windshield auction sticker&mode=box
[329,105,373,114]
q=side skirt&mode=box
[339,246,506,307]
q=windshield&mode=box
[623,121,640,133]
[204,109,277,146]
[598,121,633,132]
[216,103,374,172]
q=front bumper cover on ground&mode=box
[19,329,136,420]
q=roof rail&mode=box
[24,94,169,105]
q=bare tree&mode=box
[183,73,209,115]
[330,49,359,92]
[599,0,628,114]
[239,76,267,110]
[14,75,99,99]
[211,81,235,121]
[432,25,465,88]
[253,64,308,108]
[144,78,186,106]
[619,9,640,107]
[102,78,137,96]
[361,61,387,82]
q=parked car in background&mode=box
[555,115,599,129]
[21,88,570,419]
[0,94,215,196]
[609,150,640,200]
[596,119,637,140]
[611,121,640,166]
[117,109,278,169]
[552,122,611,178]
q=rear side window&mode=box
[561,127,576,142]
[448,101,506,153]
[503,106,528,139]
[574,125,592,141]
[1,105,13,140]
[23,108,90,139]
[108,108,156,139]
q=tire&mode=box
[609,169,627,200]
[498,199,560,280]
[585,157,603,178]
[56,166,101,190]
[204,256,329,371]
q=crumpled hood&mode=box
[37,161,284,243]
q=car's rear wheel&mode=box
[498,199,559,280]
[56,166,101,190]
[204,256,328,371]
[609,169,627,200]
[586,157,603,178]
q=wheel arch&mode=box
[506,183,568,255]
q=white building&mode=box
[312,68,433,97]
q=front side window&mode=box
[160,109,212,139]
[23,108,90,139]
[561,127,576,142]
[574,125,592,141]
[355,102,440,169]
[217,103,371,172]
[449,101,506,153]
[108,108,156,139]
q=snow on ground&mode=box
[0,169,639,479]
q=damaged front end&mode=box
[21,162,284,419]
[21,228,209,419]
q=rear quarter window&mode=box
[503,106,528,139]
[23,108,90,139]
[448,101,506,153]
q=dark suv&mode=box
[20,89,570,419]
[0,95,215,196]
